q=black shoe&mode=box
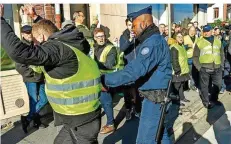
[125,109,132,121]
[203,102,214,109]
[182,98,190,103]
[212,101,222,106]
[33,114,48,129]
[21,116,30,133]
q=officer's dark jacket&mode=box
[1,16,100,126]
[119,29,136,63]
[15,38,44,82]
[93,40,117,70]
[104,24,172,90]
[171,44,190,82]
[193,36,224,71]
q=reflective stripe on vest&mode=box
[42,42,101,115]
[46,77,100,91]
[184,35,198,58]
[170,44,189,75]
[197,37,221,65]
[47,93,98,105]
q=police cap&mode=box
[127,6,152,22]
[21,25,32,33]
[203,25,212,32]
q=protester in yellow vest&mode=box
[170,32,191,106]
[193,25,224,109]
[184,26,199,91]
[1,5,101,143]
[93,28,118,134]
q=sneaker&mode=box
[125,109,132,121]
[220,89,225,94]
[100,124,115,134]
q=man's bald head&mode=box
[132,14,153,37]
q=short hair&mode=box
[194,21,198,24]
[159,23,165,27]
[214,28,220,31]
[175,24,181,28]
[125,18,132,25]
[32,19,58,37]
[93,28,105,36]
[73,11,83,20]
[181,28,188,36]
[173,32,183,39]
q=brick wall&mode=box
[34,4,55,23]
[21,4,56,26]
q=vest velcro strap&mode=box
[47,93,99,105]
[46,77,100,91]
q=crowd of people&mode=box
[1,4,231,144]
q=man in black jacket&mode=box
[1,5,101,144]
[15,25,48,133]
[119,18,142,121]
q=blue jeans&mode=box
[25,82,48,120]
[136,98,172,144]
[99,91,114,125]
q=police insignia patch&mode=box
[141,47,149,55]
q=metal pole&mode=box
[168,4,172,38]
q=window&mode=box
[214,8,219,19]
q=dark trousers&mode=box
[54,109,101,144]
[173,82,186,100]
[123,87,142,113]
[199,67,222,105]
[192,64,200,88]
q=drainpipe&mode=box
[167,4,172,38]
[55,4,61,29]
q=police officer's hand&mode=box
[0,4,4,17]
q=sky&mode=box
[127,4,194,23]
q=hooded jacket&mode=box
[1,16,100,127]
[15,38,44,82]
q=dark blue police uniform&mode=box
[102,6,172,144]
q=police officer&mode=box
[1,5,101,144]
[193,25,224,109]
[92,28,118,134]
[15,25,48,133]
[101,6,172,144]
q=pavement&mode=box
[1,89,231,144]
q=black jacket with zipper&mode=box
[1,16,100,127]
[15,38,44,82]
